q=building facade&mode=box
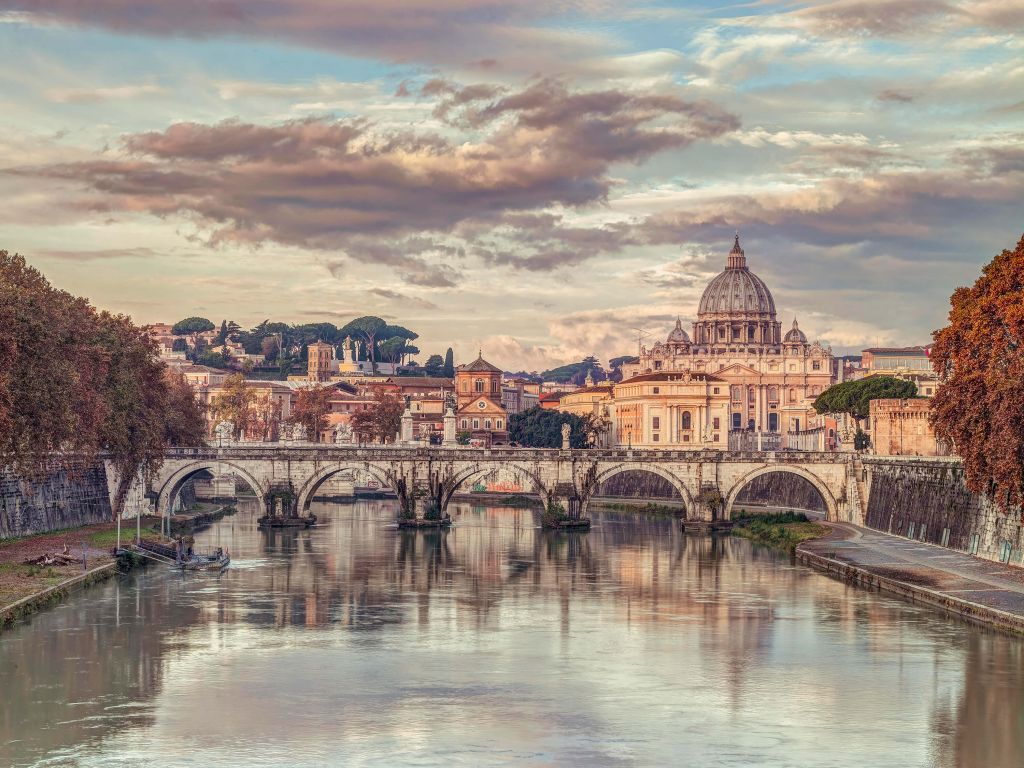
[455,353,509,446]
[620,235,835,438]
[870,398,949,456]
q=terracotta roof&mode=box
[458,354,502,373]
[385,376,454,388]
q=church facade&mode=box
[604,236,835,448]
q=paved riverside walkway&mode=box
[798,522,1024,634]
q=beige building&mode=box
[621,235,834,438]
[455,353,509,446]
[870,398,948,456]
[611,372,730,449]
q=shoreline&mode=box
[797,523,1024,637]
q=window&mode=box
[652,433,660,442]
[768,413,778,432]
[484,419,492,429]
[475,378,484,393]
[713,417,720,430]
[683,435,690,442]
[788,388,796,403]
[731,386,742,402]
[461,381,469,393]
[713,387,720,394]
[654,361,662,370]
[496,419,503,430]
[732,412,741,430]
[653,387,660,394]
[472,419,480,429]
[681,411,692,430]
[713,434,720,442]
[461,419,468,429]
[652,417,661,430]
[768,386,778,402]
[492,380,499,394]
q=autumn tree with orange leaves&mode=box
[0,250,206,518]
[930,234,1024,512]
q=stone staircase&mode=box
[846,456,869,523]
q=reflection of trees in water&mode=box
[0,571,204,763]
[927,633,1024,768]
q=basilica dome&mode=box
[667,317,690,344]
[697,235,776,319]
[784,317,808,344]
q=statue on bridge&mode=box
[561,423,571,450]
[214,420,234,444]
[333,422,354,445]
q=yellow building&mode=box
[611,372,730,448]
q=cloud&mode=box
[44,83,165,103]
[763,0,1024,38]
[8,81,737,283]
[32,246,165,261]
[3,0,625,74]
[368,287,440,311]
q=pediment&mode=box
[458,397,506,415]
[714,363,761,377]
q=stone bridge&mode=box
[123,446,871,524]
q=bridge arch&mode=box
[295,462,395,512]
[723,464,837,521]
[155,460,266,516]
[583,463,693,517]
[444,463,547,508]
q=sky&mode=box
[1,1,1021,371]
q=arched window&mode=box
[788,388,796,403]
[461,419,468,429]
[491,379,500,394]
[484,419,492,429]
[681,411,692,430]
[475,378,484,393]
[768,385,778,402]
[496,419,503,430]
[472,418,480,429]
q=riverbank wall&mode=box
[1,464,112,539]
[861,458,1023,567]
[796,543,1024,636]
[0,562,118,629]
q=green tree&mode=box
[171,317,215,355]
[541,356,607,386]
[813,376,918,428]
[171,337,188,352]
[424,354,445,376]
[339,316,387,372]
[509,407,594,448]
[443,347,455,378]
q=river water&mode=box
[2,500,1023,768]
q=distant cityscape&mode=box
[153,237,942,457]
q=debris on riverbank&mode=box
[0,517,167,628]
[731,510,827,553]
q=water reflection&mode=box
[1,500,1022,767]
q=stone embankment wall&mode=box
[0,464,112,538]
[864,459,1023,566]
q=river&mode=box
[2,500,1023,767]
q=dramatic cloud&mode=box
[2,0,622,73]
[8,81,738,282]
[768,0,1024,37]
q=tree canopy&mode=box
[509,407,595,448]
[541,356,607,386]
[930,234,1024,510]
[0,251,206,515]
[813,376,917,422]
[351,389,403,443]
[172,316,215,336]
[291,384,334,440]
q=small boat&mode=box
[177,547,231,571]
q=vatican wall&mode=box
[863,458,1024,566]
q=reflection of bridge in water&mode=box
[129,446,879,523]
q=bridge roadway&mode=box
[128,444,874,523]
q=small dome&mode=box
[697,234,777,318]
[667,317,690,344]
[784,317,807,344]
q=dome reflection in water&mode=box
[1,499,1022,768]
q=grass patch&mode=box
[87,526,163,549]
[731,510,826,553]
[593,501,683,517]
